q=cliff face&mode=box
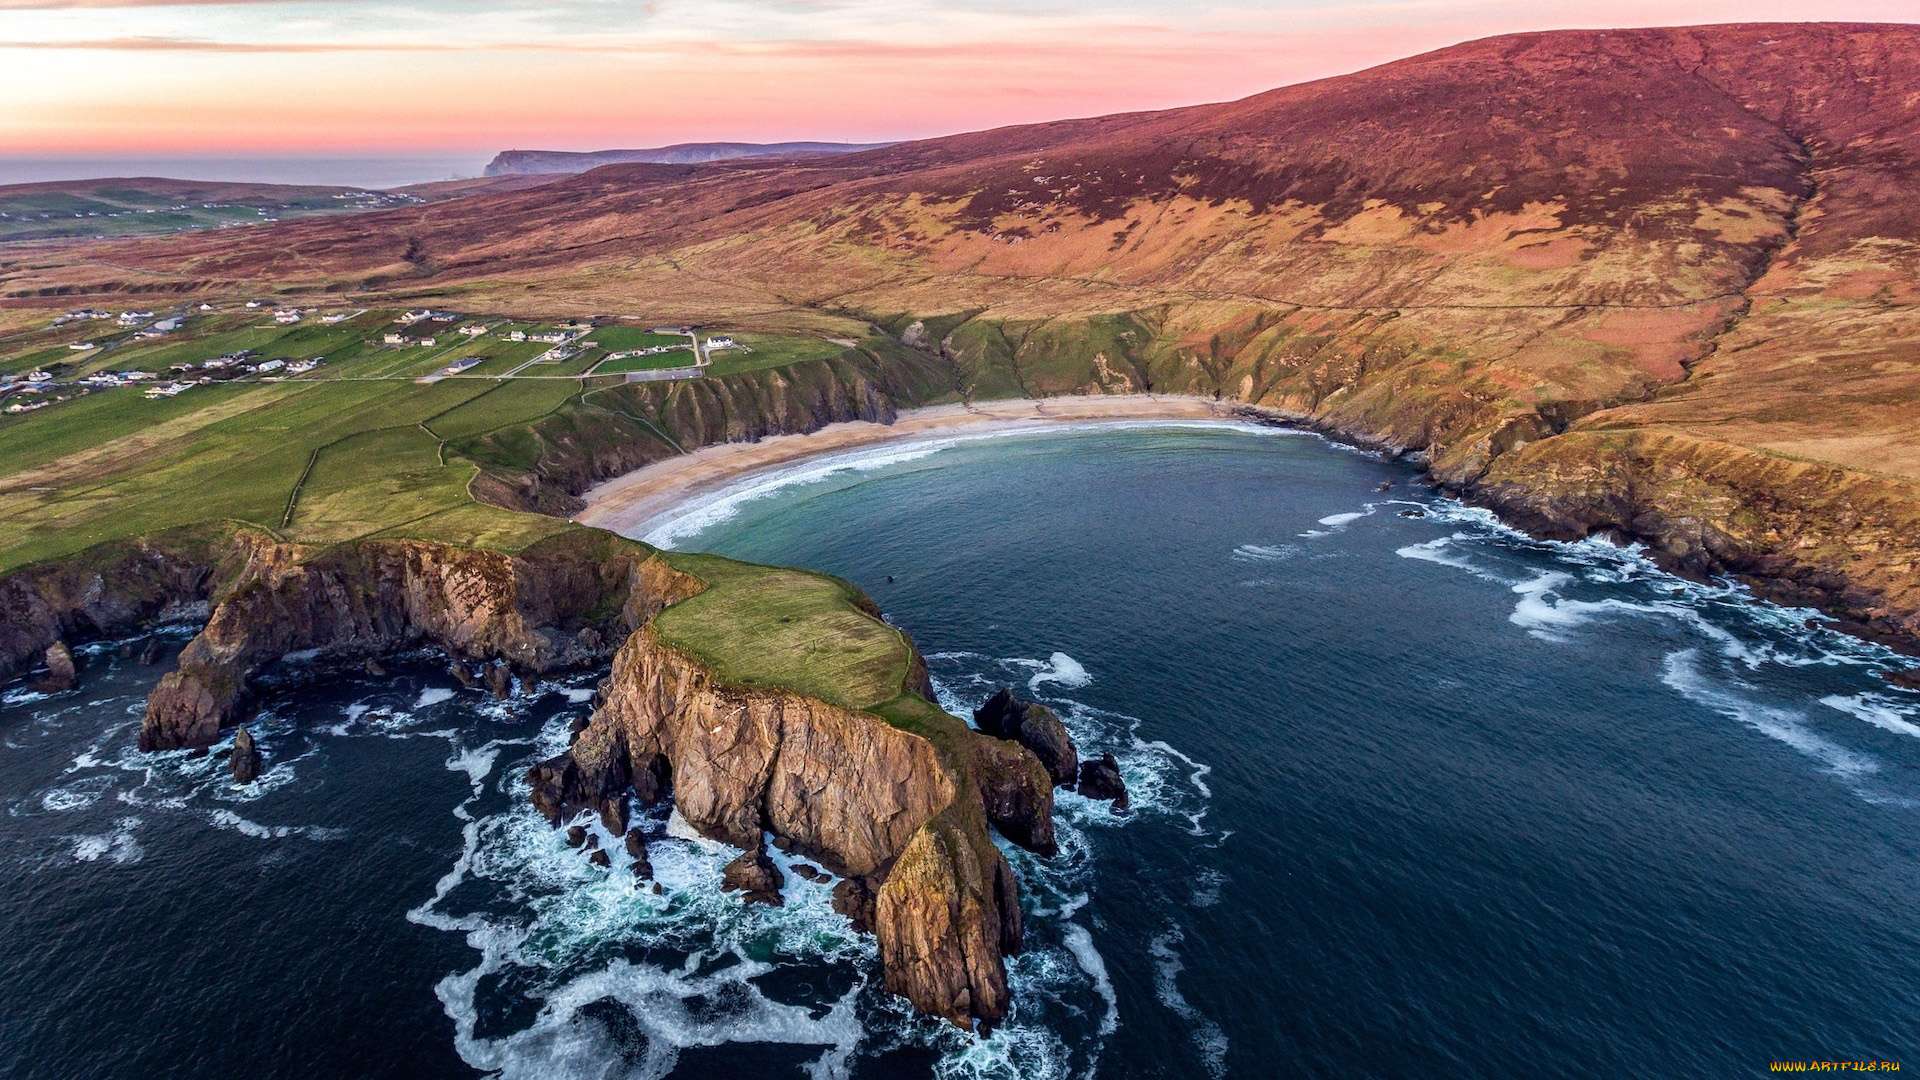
[542,621,1059,1027]
[590,625,954,872]
[464,342,953,518]
[140,531,700,750]
[0,525,242,685]
[1476,431,1920,647]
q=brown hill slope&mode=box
[6,22,1920,642]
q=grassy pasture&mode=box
[654,553,912,711]
[588,328,687,351]
[594,350,699,374]
[704,333,851,377]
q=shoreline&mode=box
[574,395,1255,541]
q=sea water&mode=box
[4,422,1918,1078]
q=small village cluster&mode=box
[5,302,748,417]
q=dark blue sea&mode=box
[5,421,1918,1078]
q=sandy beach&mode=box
[575,394,1254,539]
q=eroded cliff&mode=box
[527,569,1065,1027]
[139,529,700,750]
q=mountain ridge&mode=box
[483,141,897,176]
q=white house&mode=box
[508,331,527,342]
[419,337,437,347]
[68,342,96,351]
[459,325,487,337]
[25,371,52,383]
[255,359,285,373]
[384,333,406,345]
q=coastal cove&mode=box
[6,422,1919,1077]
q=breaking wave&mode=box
[640,418,1312,550]
[1396,495,1920,802]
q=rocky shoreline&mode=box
[0,521,1122,1028]
[3,387,1917,1027]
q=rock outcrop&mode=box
[139,530,701,751]
[0,526,237,687]
[721,846,785,906]
[971,735,1058,856]
[34,642,76,694]
[230,727,262,784]
[973,688,1078,787]
[533,618,1055,1027]
[1077,753,1129,810]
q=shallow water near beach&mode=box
[5,423,1920,1078]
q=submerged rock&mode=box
[721,846,785,906]
[973,687,1078,787]
[1881,668,1920,691]
[448,661,476,689]
[35,642,76,694]
[1077,753,1129,809]
[791,862,826,883]
[565,825,587,848]
[139,638,163,666]
[362,658,385,677]
[588,849,611,868]
[230,727,262,784]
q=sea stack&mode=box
[974,687,1079,787]
[35,642,76,694]
[230,727,262,784]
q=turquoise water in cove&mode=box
[4,421,1919,1077]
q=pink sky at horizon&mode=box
[2,0,1914,161]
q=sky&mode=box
[2,0,1915,184]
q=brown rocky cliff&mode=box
[559,622,1038,1027]
[0,526,241,686]
[139,531,700,750]
[590,625,955,873]
[1475,431,1920,649]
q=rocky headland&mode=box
[53,517,1101,1028]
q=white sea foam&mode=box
[70,817,143,864]
[1395,535,1513,583]
[1149,929,1228,1079]
[1232,543,1301,563]
[413,715,881,1080]
[1317,508,1373,528]
[208,809,295,838]
[562,687,596,703]
[41,774,114,812]
[642,439,958,548]
[1820,693,1920,739]
[1662,651,1878,781]
[1028,652,1091,690]
[414,687,456,709]
[1060,923,1119,1037]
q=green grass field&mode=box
[704,333,852,377]
[594,349,699,374]
[654,553,913,711]
[587,328,688,351]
